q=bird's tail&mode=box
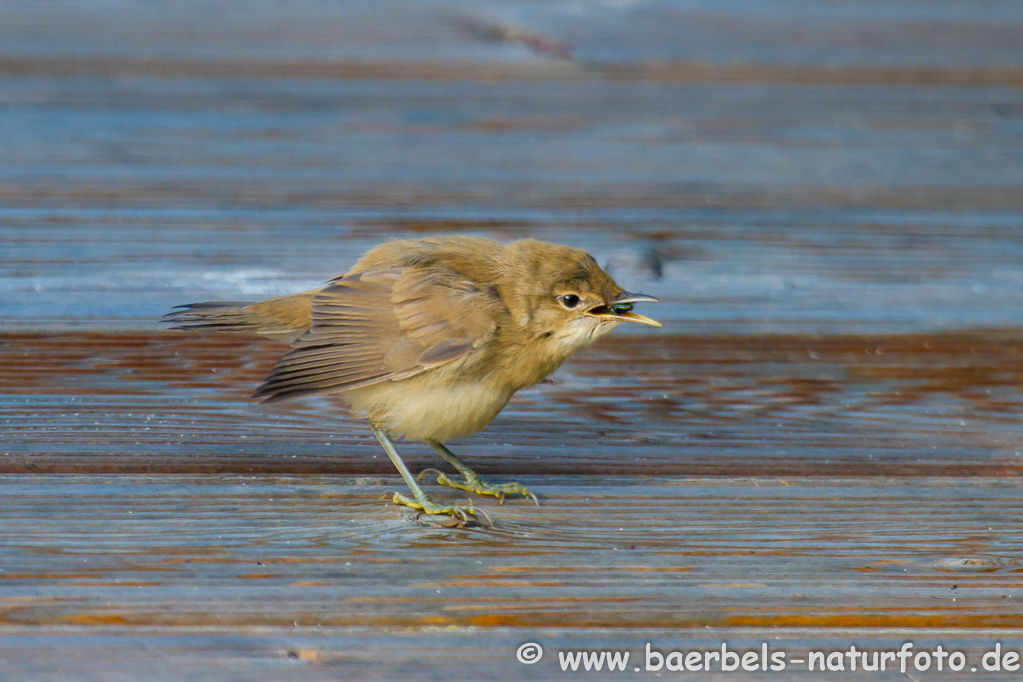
[162,291,316,343]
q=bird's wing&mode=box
[252,266,499,403]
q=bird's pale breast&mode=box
[343,371,516,442]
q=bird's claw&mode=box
[391,491,492,527]
[416,468,445,483]
[418,470,539,507]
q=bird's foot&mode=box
[417,468,539,506]
[391,491,491,527]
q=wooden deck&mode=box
[3,1,1023,679]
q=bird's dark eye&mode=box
[558,294,580,309]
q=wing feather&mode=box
[253,266,499,403]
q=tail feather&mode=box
[163,301,264,333]
[163,291,316,343]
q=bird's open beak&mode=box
[585,291,661,327]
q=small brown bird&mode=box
[165,236,659,524]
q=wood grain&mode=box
[2,0,1022,678]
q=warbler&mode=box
[165,236,659,524]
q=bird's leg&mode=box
[420,441,539,506]
[370,426,486,525]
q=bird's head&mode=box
[504,239,660,354]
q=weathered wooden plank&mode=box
[1,0,1022,678]
[2,72,1021,333]
[4,0,1023,70]
[5,201,1023,333]
[1,474,1021,627]
[3,331,1023,476]
[2,628,1022,681]
[0,474,1022,680]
